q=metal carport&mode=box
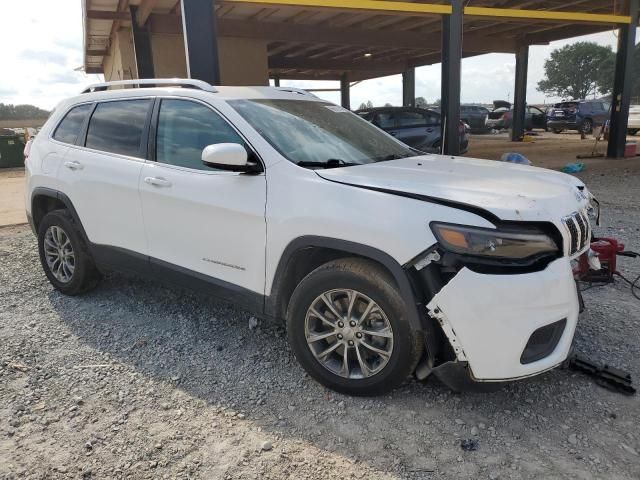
[83,0,639,157]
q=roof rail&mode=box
[80,78,218,94]
[275,87,319,99]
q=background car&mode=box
[460,104,489,132]
[486,100,546,131]
[356,106,469,154]
[546,100,610,134]
[628,105,640,135]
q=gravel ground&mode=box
[1,166,639,480]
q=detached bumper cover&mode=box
[427,257,579,381]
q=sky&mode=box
[0,0,636,111]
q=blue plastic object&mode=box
[561,162,586,174]
[500,152,531,165]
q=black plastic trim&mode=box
[30,187,91,245]
[520,319,567,365]
[267,236,425,331]
[89,244,264,314]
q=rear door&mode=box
[56,98,152,262]
[139,97,267,301]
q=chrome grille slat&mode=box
[562,211,591,256]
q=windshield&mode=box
[228,99,417,167]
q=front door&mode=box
[139,98,267,303]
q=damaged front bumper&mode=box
[426,256,579,383]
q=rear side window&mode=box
[372,112,395,129]
[155,99,246,171]
[395,111,427,128]
[85,99,152,157]
[53,104,92,145]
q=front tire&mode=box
[287,258,423,396]
[37,209,100,295]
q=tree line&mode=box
[0,103,50,121]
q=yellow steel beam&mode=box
[464,6,631,24]
[221,0,452,15]
[222,0,632,24]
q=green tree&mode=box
[597,43,640,99]
[537,42,614,100]
[415,96,428,108]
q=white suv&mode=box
[25,79,598,395]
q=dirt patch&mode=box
[466,131,640,173]
[0,168,27,227]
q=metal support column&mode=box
[403,68,416,107]
[341,73,351,110]
[181,0,220,85]
[511,44,529,141]
[607,0,638,158]
[130,6,155,79]
[441,0,463,156]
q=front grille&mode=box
[562,211,591,255]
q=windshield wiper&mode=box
[296,159,358,169]
[372,152,417,162]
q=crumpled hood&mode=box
[316,155,590,222]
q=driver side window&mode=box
[156,99,246,171]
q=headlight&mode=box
[430,223,559,260]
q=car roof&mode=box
[59,84,324,111]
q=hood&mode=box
[315,155,589,223]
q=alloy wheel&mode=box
[304,289,394,379]
[43,225,75,283]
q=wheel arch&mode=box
[31,187,89,245]
[267,236,426,332]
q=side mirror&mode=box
[201,143,260,172]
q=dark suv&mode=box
[356,107,469,154]
[546,100,610,134]
[460,105,489,132]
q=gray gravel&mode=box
[1,167,639,479]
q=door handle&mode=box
[64,160,83,171]
[144,176,172,188]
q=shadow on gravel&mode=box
[48,271,634,475]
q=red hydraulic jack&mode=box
[575,237,626,283]
[569,237,638,396]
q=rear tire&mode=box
[629,129,639,136]
[287,258,423,396]
[581,119,593,134]
[37,209,101,295]
[552,129,563,134]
